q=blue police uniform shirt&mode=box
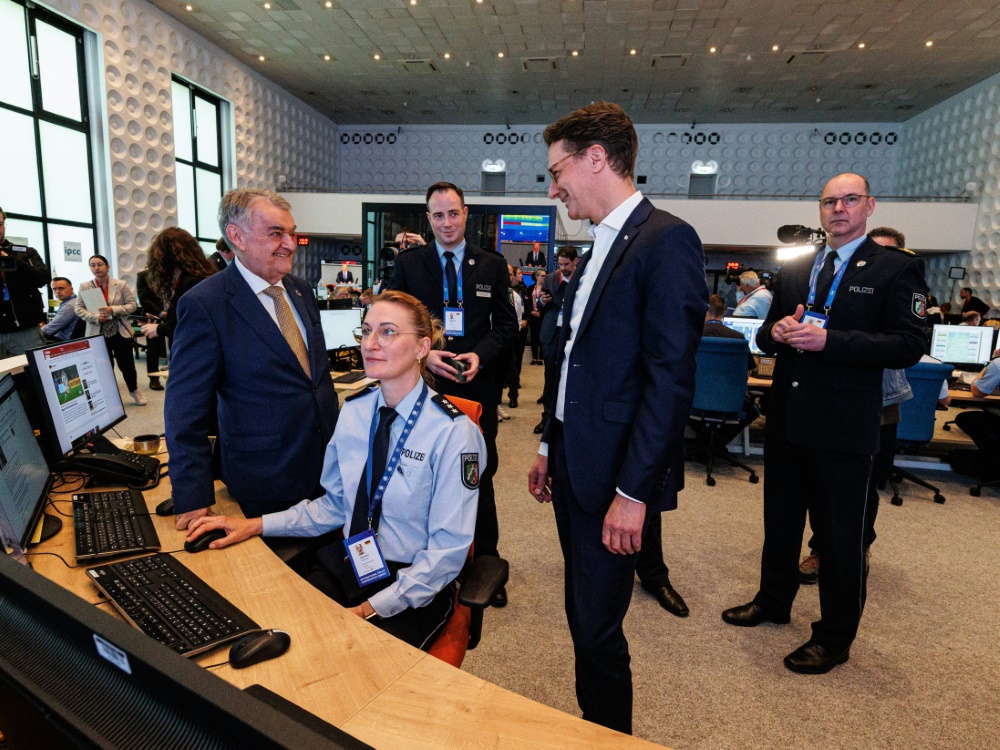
[261,378,485,618]
[975,357,1000,395]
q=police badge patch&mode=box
[912,292,927,319]
[461,453,480,489]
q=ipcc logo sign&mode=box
[64,242,83,262]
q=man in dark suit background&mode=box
[166,188,339,530]
[523,241,545,268]
[382,182,518,605]
[722,173,926,675]
[528,102,707,734]
[534,247,577,434]
[209,236,234,272]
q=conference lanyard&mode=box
[363,381,429,532]
[441,257,464,307]
[806,250,850,313]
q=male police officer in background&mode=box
[383,182,518,606]
[0,207,50,357]
[722,173,926,674]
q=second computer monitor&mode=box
[930,323,995,366]
[722,316,765,356]
[320,308,363,351]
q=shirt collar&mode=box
[822,234,867,264]
[375,378,425,419]
[436,241,466,265]
[61,294,77,305]
[587,191,644,240]
[234,255,283,296]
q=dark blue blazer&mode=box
[165,263,339,516]
[542,198,707,513]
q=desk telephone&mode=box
[62,435,161,488]
[753,355,776,379]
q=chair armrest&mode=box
[458,556,509,609]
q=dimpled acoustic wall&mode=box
[898,70,1000,307]
[43,0,338,289]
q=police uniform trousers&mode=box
[434,371,500,559]
[550,420,649,735]
[756,434,873,651]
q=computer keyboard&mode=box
[952,380,972,392]
[332,370,367,384]
[86,553,261,656]
[73,489,161,560]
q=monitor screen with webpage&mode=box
[930,324,995,366]
[498,214,551,245]
[722,316,765,355]
[320,308,363,351]
[0,373,53,551]
[23,336,126,458]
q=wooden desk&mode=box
[946,388,1000,406]
[31,475,662,749]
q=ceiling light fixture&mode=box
[324,1,332,6]
[709,46,716,53]
[571,50,579,56]
[925,40,934,47]
[258,55,265,61]
[410,0,416,5]
[263,2,271,8]
[857,42,865,49]
[629,48,637,55]
[498,51,504,58]
[771,44,779,51]
[323,54,330,61]
[185,4,193,10]
[373,53,380,60]
[444,52,450,59]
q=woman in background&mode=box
[527,269,547,364]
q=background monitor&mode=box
[0,373,54,551]
[722,316,765,355]
[320,309,363,351]
[930,323,995,365]
[23,337,126,459]
[0,553,369,749]
[497,213,551,245]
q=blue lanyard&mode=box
[806,249,850,312]
[364,381,429,530]
[441,255,464,307]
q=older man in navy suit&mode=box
[166,189,339,530]
[528,103,706,734]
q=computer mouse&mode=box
[183,528,227,553]
[229,629,291,669]
[155,497,174,516]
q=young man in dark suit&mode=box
[528,103,707,734]
[534,247,577,433]
[382,182,518,605]
[165,189,339,530]
[722,173,926,674]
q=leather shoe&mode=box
[536,395,545,404]
[490,585,507,608]
[148,379,164,391]
[648,583,689,617]
[721,601,790,627]
[533,420,544,434]
[783,641,850,674]
[509,397,518,408]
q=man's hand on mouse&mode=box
[174,507,212,530]
[186,515,262,549]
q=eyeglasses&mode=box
[547,149,581,183]
[819,194,870,210]
[353,326,422,347]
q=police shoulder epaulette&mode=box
[886,244,916,256]
[432,394,463,420]
[344,384,379,402]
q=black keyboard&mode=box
[86,553,260,656]
[73,489,161,560]
[953,380,972,392]
[332,370,367,384]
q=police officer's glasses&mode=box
[353,326,421,346]
[819,194,870,210]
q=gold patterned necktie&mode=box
[262,286,311,378]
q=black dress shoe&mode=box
[533,420,544,434]
[721,601,791,627]
[648,583,689,617]
[491,585,508,608]
[536,395,545,404]
[783,641,850,674]
[509,397,518,408]
[148,379,164,391]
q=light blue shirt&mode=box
[436,240,466,267]
[975,357,1000,395]
[41,295,80,341]
[732,287,773,319]
[261,379,485,618]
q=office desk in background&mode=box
[28,474,662,750]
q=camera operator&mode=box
[0,207,50,357]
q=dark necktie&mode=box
[814,251,838,307]
[350,406,398,536]
[443,251,458,305]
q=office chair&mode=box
[685,337,759,487]
[890,360,953,505]
[426,395,508,668]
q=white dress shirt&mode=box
[234,256,308,347]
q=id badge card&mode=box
[556,310,564,328]
[444,307,465,336]
[801,310,829,329]
[344,530,390,587]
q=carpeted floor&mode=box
[118,353,1000,750]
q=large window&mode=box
[172,77,225,254]
[0,0,96,297]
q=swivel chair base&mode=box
[685,428,759,487]
[889,467,945,505]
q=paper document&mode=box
[80,287,106,312]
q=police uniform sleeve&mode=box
[368,415,485,618]
[261,435,349,537]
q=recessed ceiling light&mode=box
[410,0,416,5]
[323,54,330,61]
[373,53,380,60]
[857,42,865,49]
[629,49,637,55]
[258,55,265,61]
[571,50,579,56]
[925,40,934,47]
[444,52,450,59]
[709,46,716,53]
[324,1,332,6]
[771,44,779,52]
[185,4,193,10]
[497,51,504,58]
[263,2,271,8]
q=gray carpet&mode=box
[117,358,1000,750]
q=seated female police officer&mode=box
[186,290,486,649]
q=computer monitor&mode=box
[722,316,765,355]
[320,309,363,351]
[0,553,371,749]
[0,373,58,551]
[497,213,551,245]
[930,324,995,366]
[23,336,127,459]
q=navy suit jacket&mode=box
[542,198,707,513]
[165,263,339,516]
